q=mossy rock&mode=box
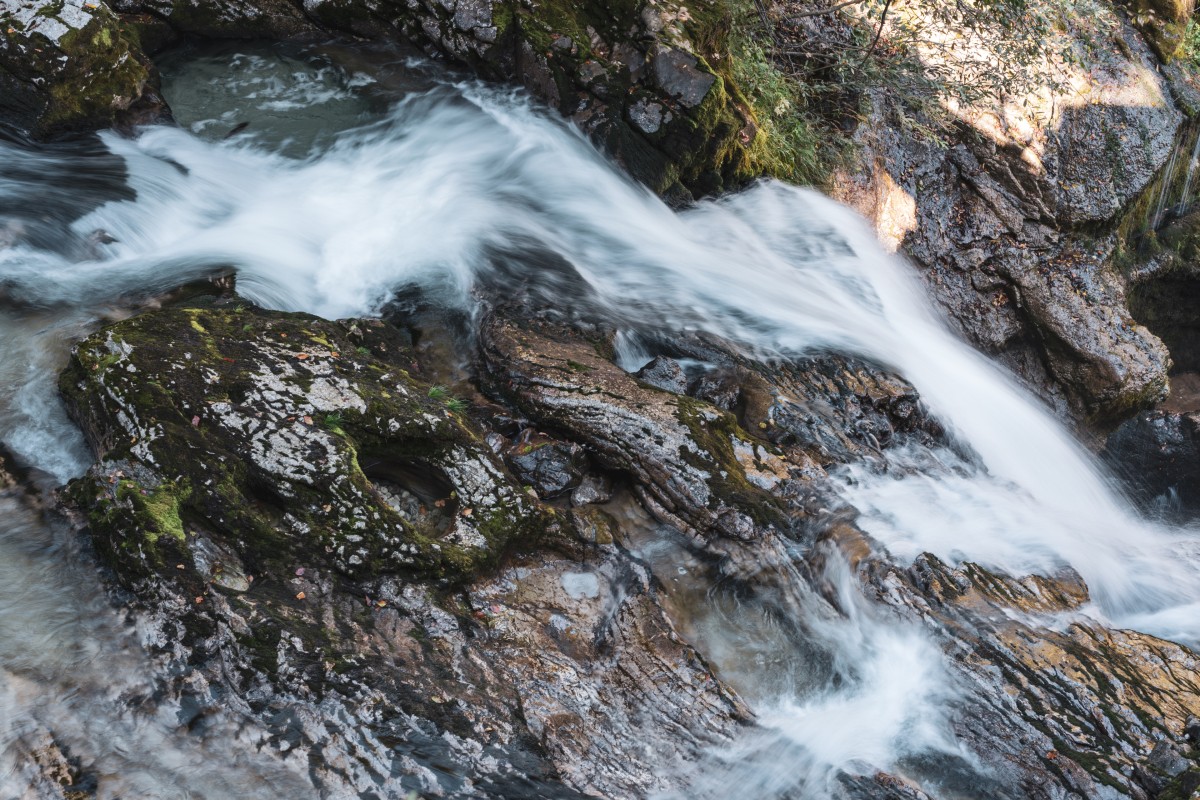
[0,0,162,136]
[60,302,559,590]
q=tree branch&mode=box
[858,0,893,66]
[785,0,869,19]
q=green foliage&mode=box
[444,397,468,414]
[1184,18,1200,65]
[322,412,344,431]
[427,385,448,401]
[726,17,833,185]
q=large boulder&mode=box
[0,0,166,136]
[60,303,558,586]
[832,11,1181,422]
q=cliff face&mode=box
[827,3,1200,426]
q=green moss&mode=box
[35,10,151,135]
[675,396,787,528]
[132,480,188,543]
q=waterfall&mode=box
[1,54,1198,797]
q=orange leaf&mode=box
[296,591,307,600]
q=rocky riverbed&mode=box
[6,0,1200,798]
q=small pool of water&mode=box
[158,39,443,157]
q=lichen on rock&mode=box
[0,0,165,136]
[60,302,558,588]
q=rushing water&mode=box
[1,39,1197,799]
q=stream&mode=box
[1,39,1197,799]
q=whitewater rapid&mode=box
[0,43,1195,798]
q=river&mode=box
[0,39,1195,799]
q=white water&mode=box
[1,49,1197,798]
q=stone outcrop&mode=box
[46,294,1200,798]
[7,0,755,197]
[830,11,1186,423]
[0,0,166,135]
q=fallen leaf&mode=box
[376,600,387,607]
[194,596,204,604]
[434,499,446,508]
[295,567,305,576]
[296,353,309,360]
[461,508,473,517]
[302,415,313,425]
[296,591,307,600]
[191,415,200,426]
[175,563,185,570]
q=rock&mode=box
[650,45,715,108]
[1102,410,1200,516]
[1130,0,1195,59]
[55,301,752,799]
[109,0,315,38]
[478,312,790,541]
[1128,213,1200,374]
[0,0,167,136]
[503,430,586,499]
[831,12,1180,422]
[107,0,756,197]
[571,472,613,506]
[635,354,689,394]
[60,304,551,585]
[43,294,1200,799]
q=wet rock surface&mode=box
[56,301,752,798]
[34,294,1200,798]
[3,0,753,193]
[1103,410,1200,517]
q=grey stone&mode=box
[650,45,714,108]
[635,355,686,392]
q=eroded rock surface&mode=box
[43,294,1200,798]
[56,301,750,798]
